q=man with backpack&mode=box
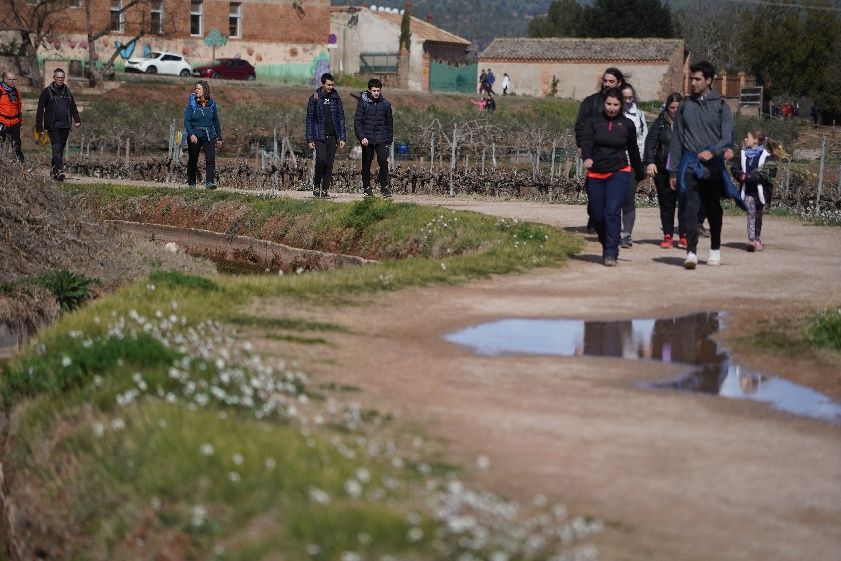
[0,71,24,163]
[306,72,346,198]
[354,78,393,198]
[35,68,81,180]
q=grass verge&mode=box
[0,192,594,560]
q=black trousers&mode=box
[314,136,337,193]
[361,143,390,194]
[679,169,723,253]
[0,123,24,162]
[187,137,216,186]
[48,128,70,173]
[654,169,683,236]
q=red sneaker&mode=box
[660,234,673,248]
[678,234,687,249]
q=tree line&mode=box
[529,0,841,118]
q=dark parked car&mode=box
[192,58,256,81]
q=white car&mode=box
[125,51,192,76]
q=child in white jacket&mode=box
[732,129,785,251]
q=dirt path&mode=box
[70,178,841,560]
[257,191,841,561]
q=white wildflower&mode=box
[476,455,490,470]
[264,457,277,470]
[60,355,72,367]
[308,487,330,504]
[227,471,241,484]
[110,418,125,431]
[200,443,215,456]
[344,479,363,499]
[408,527,424,542]
[232,453,244,466]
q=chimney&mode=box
[426,11,432,23]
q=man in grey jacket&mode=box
[669,60,733,270]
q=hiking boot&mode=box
[382,192,393,200]
[707,249,721,266]
[586,226,597,234]
[746,241,756,252]
[320,192,332,199]
[362,189,374,198]
[698,225,711,238]
[188,183,197,189]
[684,252,698,270]
[678,234,688,249]
[312,190,322,198]
[205,183,217,190]
[620,234,633,248]
[660,234,673,249]
[754,239,764,251]
[603,256,617,267]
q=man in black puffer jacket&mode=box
[354,79,393,198]
[35,68,81,181]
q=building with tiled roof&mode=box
[480,37,688,100]
[331,6,473,92]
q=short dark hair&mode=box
[320,72,334,84]
[53,68,66,76]
[689,61,716,81]
[603,67,624,85]
[603,87,623,105]
[368,78,382,89]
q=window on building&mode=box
[360,53,398,74]
[229,2,242,39]
[110,0,125,33]
[150,0,164,34]
[190,0,203,36]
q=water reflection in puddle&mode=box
[445,312,841,424]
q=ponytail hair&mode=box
[750,129,788,160]
[765,138,787,160]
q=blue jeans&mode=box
[587,171,632,259]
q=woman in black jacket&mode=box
[644,92,684,249]
[580,87,645,266]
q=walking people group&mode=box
[5,62,786,263]
[577,60,780,269]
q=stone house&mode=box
[330,6,472,92]
[0,0,332,84]
[479,37,688,101]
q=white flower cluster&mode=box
[418,212,460,256]
[422,477,603,561]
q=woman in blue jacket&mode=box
[184,80,222,189]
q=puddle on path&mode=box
[445,312,841,424]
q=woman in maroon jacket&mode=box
[580,87,645,266]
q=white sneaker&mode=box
[684,252,698,270]
[707,249,721,266]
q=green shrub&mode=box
[33,269,100,312]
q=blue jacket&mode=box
[183,94,222,140]
[677,150,747,212]
[306,87,347,142]
[354,91,393,145]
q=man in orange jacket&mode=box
[0,71,24,163]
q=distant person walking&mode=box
[306,72,346,198]
[479,69,488,94]
[644,92,685,249]
[0,71,24,162]
[580,87,645,266]
[485,69,496,96]
[183,80,222,189]
[619,83,646,248]
[732,129,785,252]
[575,67,625,234]
[811,103,822,125]
[502,72,510,95]
[354,78,394,198]
[35,68,81,180]
[669,61,741,269]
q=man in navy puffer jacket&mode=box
[306,73,347,198]
[354,78,393,198]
